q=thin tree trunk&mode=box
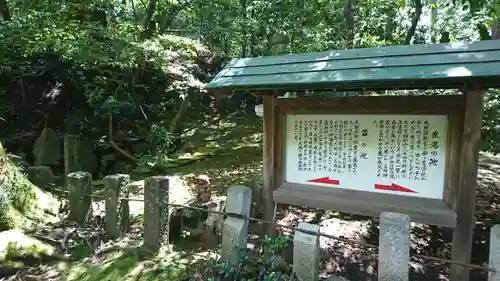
[169,97,189,134]
[405,0,422,44]
[0,0,11,22]
[140,0,157,40]
[429,0,437,43]
[343,0,355,47]
[239,0,248,57]
[492,20,500,40]
[159,1,193,33]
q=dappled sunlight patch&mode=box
[0,229,57,274]
[63,246,209,281]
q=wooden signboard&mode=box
[271,95,465,228]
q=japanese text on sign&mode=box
[286,114,448,199]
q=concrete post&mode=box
[68,171,92,225]
[143,176,169,252]
[104,174,130,239]
[378,212,410,281]
[293,222,320,281]
[221,185,252,265]
[489,225,500,281]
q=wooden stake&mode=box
[263,95,276,236]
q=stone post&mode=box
[64,134,81,185]
[221,185,252,265]
[293,222,320,281]
[378,212,410,281]
[104,174,130,239]
[27,166,55,188]
[489,225,500,281]
[120,181,131,234]
[68,171,92,225]
[143,176,169,252]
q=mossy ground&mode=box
[60,113,264,281]
[0,141,60,231]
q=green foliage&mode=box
[200,236,295,281]
[0,189,13,231]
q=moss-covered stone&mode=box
[0,141,60,230]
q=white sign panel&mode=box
[285,114,448,199]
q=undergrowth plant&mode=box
[199,235,296,281]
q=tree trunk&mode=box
[159,1,193,33]
[239,0,248,57]
[429,0,437,43]
[0,0,11,22]
[405,0,422,44]
[140,0,157,40]
[492,20,500,40]
[343,0,355,48]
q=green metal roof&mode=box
[206,40,500,92]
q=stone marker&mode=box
[120,180,131,234]
[104,174,130,239]
[143,176,169,252]
[489,225,500,281]
[79,138,98,175]
[26,166,55,188]
[33,128,61,166]
[221,185,252,265]
[293,222,320,281]
[379,212,410,281]
[68,171,92,225]
[64,135,81,185]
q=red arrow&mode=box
[374,183,416,193]
[308,177,340,185]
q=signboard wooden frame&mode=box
[267,94,467,227]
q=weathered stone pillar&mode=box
[221,185,252,265]
[68,171,92,225]
[120,180,131,234]
[143,176,169,252]
[293,222,320,281]
[104,174,130,239]
[378,212,410,281]
[489,225,500,281]
[64,135,81,185]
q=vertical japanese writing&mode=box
[408,121,416,179]
[389,120,396,179]
[290,115,445,189]
[295,120,302,171]
[328,121,333,172]
[312,121,318,172]
[414,121,422,180]
[421,121,430,180]
[353,121,360,175]
[333,121,339,173]
[307,120,312,171]
[430,129,440,168]
[376,120,384,178]
[317,120,323,172]
[395,120,403,178]
[401,121,409,179]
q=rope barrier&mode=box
[51,187,494,272]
